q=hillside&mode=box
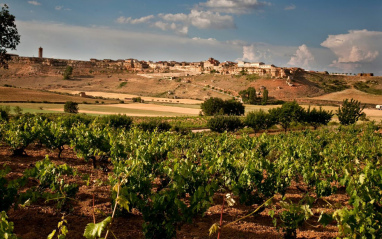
[1,61,381,105]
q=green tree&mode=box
[262,88,269,105]
[63,66,73,80]
[64,101,79,113]
[304,106,333,129]
[13,106,22,115]
[239,87,257,104]
[245,110,275,133]
[201,98,244,116]
[0,4,20,69]
[337,98,365,125]
[269,101,305,132]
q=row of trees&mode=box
[239,87,268,105]
[207,99,365,133]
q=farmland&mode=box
[0,114,381,238]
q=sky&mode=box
[3,0,382,75]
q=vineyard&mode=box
[0,114,381,238]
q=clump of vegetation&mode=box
[246,74,261,82]
[337,98,365,125]
[269,101,305,132]
[100,114,133,130]
[138,119,171,132]
[304,106,333,129]
[64,101,79,114]
[245,110,275,133]
[118,82,127,88]
[208,115,243,133]
[63,66,73,80]
[201,97,244,116]
[239,87,257,104]
[353,81,382,95]
[305,72,350,93]
[132,97,143,103]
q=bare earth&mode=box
[1,144,342,239]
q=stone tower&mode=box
[38,47,43,58]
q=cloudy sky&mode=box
[4,0,382,75]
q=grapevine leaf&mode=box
[209,223,219,236]
[83,216,112,239]
[318,212,333,227]
[225,193,236,207]
[47,230,56,239]
[116,196,130,212]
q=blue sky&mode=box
[4,0,382,74]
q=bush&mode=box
[207,115,243,133]
[201,97,245,116]
[245,110,276,133]
[239,87,257,104]
[138,120,172,132]
[63,66,73,80]
[337,98,365,125]
[132,97,142,103]
[0,106,10,121]
[269,101,305,132]
[64,101,79,114]
[304,106,333,129]
[100,114,133,130]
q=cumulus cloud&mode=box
[241,44,272,62]
[153,21,189,35]
[28,1,41,6]
[321,29,382,72]
[284,4,296,11]
[288,44,315,68]
[55,6,63,10]
[201,0,271,14]
[160,10,235,29]
[116,15,155,24]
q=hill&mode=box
[1,61,381,106]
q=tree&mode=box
[201,97,245,116]
[304,106,333,129]
[63,66,73,80]
[269,101,305,132]
[13,106,23,115]
[337,98,365,125]
[262,88,269,105]
[239,87,257,104]
[64,101,79,114]
[0,4,20,69]
[245,110,275,133]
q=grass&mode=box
[303,72,350,93]
[353,82,382,95]
[0,103,199,117]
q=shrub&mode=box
[64,101,79,114]
[239,87,257,104]
[100,114,133,130]
[337,98,365,125]
[245,110,276,133]
[201,97,245,116]
[269,101,305,132]
[63,66,73,80]
[13,106,22,115]
[138,120,172,132]
[207,115,243,133]
[304,106,333,129]
[132,97,142,103]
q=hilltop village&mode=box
[8,48,299,79]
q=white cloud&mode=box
[152,21,189,35]
[321,29,382,72]
[116,15,154,24]
[160,10,235,30]
[201,0,271,14]
[284,4,296,11]
[28,1,41,6]
[288,44,315,68]
[55,6,63,11]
